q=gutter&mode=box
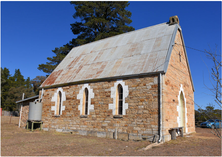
[158,73,163,143]
[40,71,164,90]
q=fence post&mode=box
[9,112,12,124]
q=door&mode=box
[179,92,185,132]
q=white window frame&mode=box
[109,80,129,115]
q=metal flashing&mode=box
[163,24,179,73]
[163,24,194,92]
[178,30,195,91]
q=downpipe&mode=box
[35,88,44,103]
[158,73,163,143]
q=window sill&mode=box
[53,115,60,117]
[113,115,123,118]
[80,115,88,118]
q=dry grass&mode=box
[1,116,221,156]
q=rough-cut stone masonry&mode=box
[20,105,29,128]
[41,76,159,141]
[162,30,195,142]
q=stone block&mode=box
[106,131,114,139]
[117,132,129,141]
[87,131,97,136]
[42,128,49,131]
[79,130,87,136]
[142,134,158,142]
[56,129,63,132]
[71,130,79,134]
[97,131,106,138]
[129,133,142,141]
[62,129,73,133]
[102,123,108,126]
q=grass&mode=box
[1,116,221,156]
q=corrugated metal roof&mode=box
[41,22,178,88]
[16,95,39,103]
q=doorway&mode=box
[179,91,185,132]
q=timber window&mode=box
[51,87,66,116]
[56,91,62,116]
[109,80,129,117]
[117,84,123,115]
[77,84,94,117]
[83,88,89,115]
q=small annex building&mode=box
[16,95,39,127]
[20,16,195,142]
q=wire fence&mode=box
[1,116,20,125]
[1,111,19,117]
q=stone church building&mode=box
[20,16,195,142]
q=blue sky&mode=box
[1,1,221,109]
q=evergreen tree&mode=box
[1,67,11,110]
[1,68,35,111]
[13,69,25,87]
[25,77,32,89]
[38,1,134,75]
[70,1,135,45]
[195,104,221,123]
[31,76,47,95]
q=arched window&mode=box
[56,91,62,115]
[83,88,89,115]
[77,84,94,116]
[117,84,123,115]
[109,80,129,116]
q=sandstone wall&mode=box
[20,104,29,128]
[41,76,159,141]
[162,29,195,142]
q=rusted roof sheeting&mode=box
[41,22,177,87]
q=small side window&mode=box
[82,88,89,115]
[117,84,123,115]
[56,91,62,116]
[85,88,89,115]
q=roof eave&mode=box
[40,71,164,89]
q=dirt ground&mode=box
[1,116,221,156]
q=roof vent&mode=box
[169,15,179,25]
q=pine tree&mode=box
[38,1,134,75]
[13,69,25,87]
[1,68,35,111]
[31,76,47,95]
[1,68,11,110]
[70,1,135,45]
